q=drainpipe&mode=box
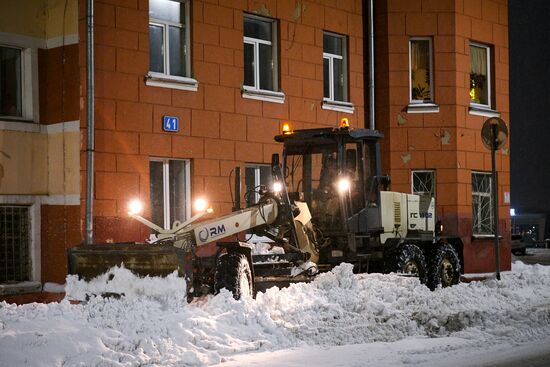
[367,0,375,130]
[85,0,95,245]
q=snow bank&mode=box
[1,262,550,367]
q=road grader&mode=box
[69,121,463,300]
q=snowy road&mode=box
[1,261,550,367]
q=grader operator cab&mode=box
[68,123,463,300]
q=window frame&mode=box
[146,0,198,91]
[149,157,191,230]
[0,44,35,122]
[245,163,272,206]
[408,37,434,104]
[411,169,436,197]
[323,31,349,103]
[471,171,494,235]
[469,42,493,110]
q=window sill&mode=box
[472,234,504,241]
[241,87,285,104]
[0,281,41,296]
[0,119,38,132]
[322,100,355,114]
[406,103,440,114]
[145,72,198,91]
[469,105,500,118]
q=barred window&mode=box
[472,172,494,234]
[0,206,31,283]
[412,170,435,197]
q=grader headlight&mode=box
[337,177,351,193]
[272,181,283,193]
[128,199,144,216]
[194,197,211,213]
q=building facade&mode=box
[0,0,510,292]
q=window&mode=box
[245,164,272,206]
[409,39,433,104]
[470,43,492,108]
[150,159,191,230]
[0,206,31,283]
[0,46,22,119]
[147,0,197,90]
[323,32,348,102]
[242,14,284,103]
[412,170,435,197]
[472,172,494,235]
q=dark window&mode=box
[0,206,30,283]
[0,46,22,118]
[243,15,277,91]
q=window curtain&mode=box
[411,41,429,71]
[470,46,487,76]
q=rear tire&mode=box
[427,243,461,290]
[214,253,253,300]
[385,243,428,285]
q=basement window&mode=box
[0,206,31,283]
[150,159,191,230]
[146,0,198,91]
[472,172,494,235]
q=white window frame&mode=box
[242,14,284,103]
[245,163,271,205]
[472,171,494,235]
[411,169,436,197]
[469,42,492,110]
[408,38,435,104]
[150,158,191,230]
[0,43,37,123]
[323,31,348,103]
[146,0,198,91]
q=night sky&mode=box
[509,0,550,236]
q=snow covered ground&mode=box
[1,261,550,367]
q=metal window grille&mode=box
[0,206,31,283]
[472,172,494,234]
[412,170,435,197]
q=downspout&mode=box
[367,0,375,130]
[85,0,95,245]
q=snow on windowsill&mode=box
[469,105,500,118]
[0,281,41,296]
[145,72,199,92]
[406,103,440,114]
[321,100,355,114]
[241,87,285,104]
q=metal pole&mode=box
[85,0,95,245]
[367,0,375,130]
[491,126,500,280]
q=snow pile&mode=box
[1,262,550,367]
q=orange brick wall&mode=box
[376,0,510,272]
[79,0,364,243]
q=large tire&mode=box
[214,253,253,300]
[385,243,428,285]
[427,243,461,290]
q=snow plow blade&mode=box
[67,243,188,280]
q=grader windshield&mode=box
[276,127,383,232]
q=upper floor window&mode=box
[243,15,278,93]
[149,0,190,78]
[409,38,433,104]
[323,32,348,103]
[0,46,22,119]
[470,43,492,109]
[472,172,494,235]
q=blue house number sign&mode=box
[163,116,179,132]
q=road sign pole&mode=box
[491,124,501,280]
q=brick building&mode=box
[0,0,510,292]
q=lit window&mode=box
[0,46,22,118]
[243,15,278,92]
[470,43,492,108]
[409,38,433,103]
[149,0,190,77]
[323,32,348,102]
[150,159,191,230]
[245,164,272,206]
[412,170,435,197]
[472,172,494,235]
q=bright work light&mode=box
[128,199,144,216]
[272,181,283,193]
[337,178,351,193]
[194,198,209,212]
